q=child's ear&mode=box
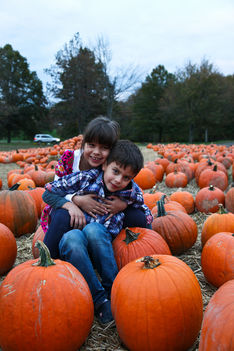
[102,162,107,171]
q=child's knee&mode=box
[83,223,108,241]
[59,229,82,252]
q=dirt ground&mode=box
[0,147,223,350]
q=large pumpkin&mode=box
[112,227,171,270]
[169,190,195,214]
[225,184,234,213]
[111,255,203,351]
[152,199,198,255]
[201,232,234,287]
[0,188,38,237]
[0,241,94,351]
[198,279,234,351]
[0,223,17,275]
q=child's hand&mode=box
[62,202,86,229]
[73,194,108,218]
[103,196,127,221]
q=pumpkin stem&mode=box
[208,184,215,191]
[139,256,161,269]
[123,228,140,244]
[157,199,167,217]
[217,204,228,214]
[9,183,20,191]
[33,240,56,267]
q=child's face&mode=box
[83,142,110,168]
[102,161,135,192]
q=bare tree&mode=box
[93,35,144,117]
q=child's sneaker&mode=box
[95,299,113,326]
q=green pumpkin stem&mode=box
[157,198,167,217]
[123,228,140,244]
[140,256,161,269]
[217,203,228,214]
[34,240,56,267]
[9,183,20,191]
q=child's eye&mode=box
[102,145,110,150]
[124,176,131,181]
[113,169,119,174]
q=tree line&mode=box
[0,33,233,143]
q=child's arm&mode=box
[102,196,127,220]
[72,194,108,217]
[42,189,86,229]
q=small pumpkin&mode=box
[134,167,156,190]
[32,225,45,258]
[169,191,195,214]
[111,255,203,351]
[112,227,171,270]
[152,199,197,255]
[201,204,234,247]
[0,241,94,351]
[195,184,225,213]
[165,170,188,188]
[0,223,17,275]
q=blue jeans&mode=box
[43,206,151,259]
[59,222,118,307]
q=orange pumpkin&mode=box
[201,232,234,288]
[111,255,203,351]
[225,184,234,213]
[112,227,171,270]
[0,241,94,351]
[201,204,234,247]
[0,223,17,275]
[169,191,195,214]
[32,225,45,258]
[134,167,156,190]
[165,170,188,188]
[151,199,197,255]
[0,188,38,237]
[198,164,228,191]
[195,184,225,213]
[198,280,234,351]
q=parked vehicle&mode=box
[33,134,60,144]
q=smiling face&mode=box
[102,161,136,192]
[83,142,111,169]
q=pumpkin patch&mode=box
[0,140,233,350]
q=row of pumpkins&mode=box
[0,139,234,350]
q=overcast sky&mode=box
[1,0,234,90]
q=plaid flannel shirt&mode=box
[45,168,153,237]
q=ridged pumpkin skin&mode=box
[169,191,195,214]
[0,189,38,237]
[0,223,17,275]
[111,255,203,351]
[0,241,94,351]
[195,185,225,213]
[225,185,234,213]
[165,170,188,188]
[134,167,156,190]
[201,232,234,287]
[152,200,197,255]
[199,280,234,351]
[32,225,45,258]
[201,205,234,247]
[112,227,171,270]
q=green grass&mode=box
[0,140,54,151]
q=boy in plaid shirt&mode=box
[42,140,152,325]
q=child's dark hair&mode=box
[82,116,120,148]
[106,140,144,176]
